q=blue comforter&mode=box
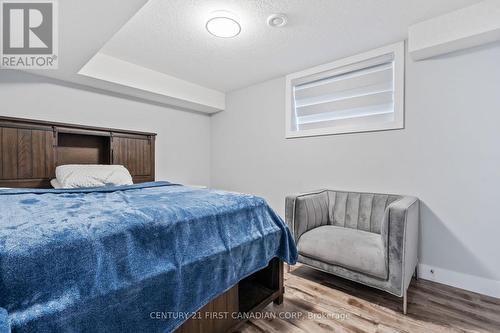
[0,182,297,333]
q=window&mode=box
[285,42,405,138]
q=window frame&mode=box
[285,41,405,138]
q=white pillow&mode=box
[55,165,133,188]
[50,179,63,189]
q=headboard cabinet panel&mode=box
[112,136,154,178]
[1,127,18,179]
[0,116,156,188]
[0,127,55,182]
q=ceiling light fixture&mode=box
[267,13,288,28]
[206,15,241,38]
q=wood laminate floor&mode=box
[236,264,500,333]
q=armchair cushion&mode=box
[297,225,388,279]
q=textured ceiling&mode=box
[23,0,147,80]
[100,0,481,92]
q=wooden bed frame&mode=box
[0,116,156,188]
[0,116,284,333]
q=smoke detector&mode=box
[267,14,287,28]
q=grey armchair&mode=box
[285,190,419,314]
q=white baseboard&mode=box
[418,264,500,299]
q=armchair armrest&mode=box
[285,190,329,243]
[383,196,419,295]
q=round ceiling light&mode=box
[206,16,241,38]
[267,14,288,28]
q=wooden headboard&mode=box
[0,116,156,188]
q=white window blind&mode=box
[286,42,405,138]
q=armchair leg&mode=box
[414,265,418,281]
[403,290,408,315]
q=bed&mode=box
[0,117,298,333]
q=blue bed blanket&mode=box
[0,182,297,333]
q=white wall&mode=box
[0,70,211,186]
[211,42,500,297]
